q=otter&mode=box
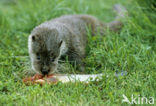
[28,4,127,75]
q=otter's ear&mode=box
[32,35,35,41]
[59,40,63,48]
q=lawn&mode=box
[0,0,156,105]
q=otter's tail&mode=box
[107,4,127,32]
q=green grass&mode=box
[0,0,156,105]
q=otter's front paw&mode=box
[77,64,85,72]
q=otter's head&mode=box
[28,28,63,75]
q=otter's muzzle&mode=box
[41,66,50,75]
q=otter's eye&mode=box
[37,56,40,60]
[50,56,56,62]
[51,58,55,62]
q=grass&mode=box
[0,0,156,105]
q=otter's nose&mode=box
[42,65,50,75]
[41,70,49,75]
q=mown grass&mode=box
[0,0,156,105]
